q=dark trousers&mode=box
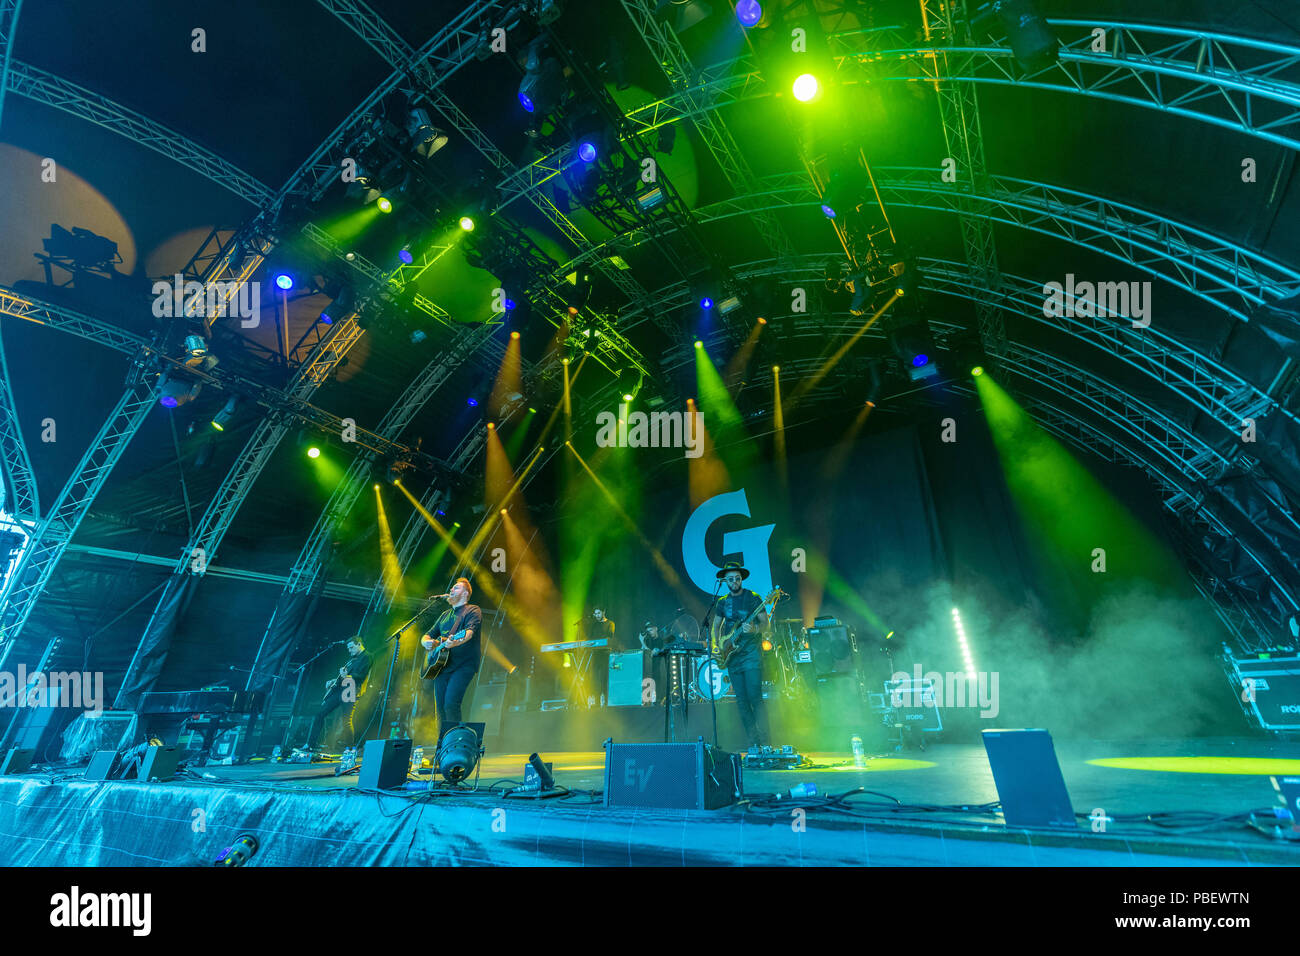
[728,656,769,749]
[432,664,477,727]
[307,691,356,750]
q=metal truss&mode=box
[618,0,796,263]
[917,258,1286,432]
[1006,393,1297,643]
[171,317,367,573]
[919,0,1005,359]
[283,322,500,597]
[6,60,274,207]
[998,340,1235,483]
[854,21,1300,153]
[606,172,1300,332]
[0,0,20,132]
[874,168,1300,321]
[0,321,37,521]
[313,0,645,369]
[0,380,156,648]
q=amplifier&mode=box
[1224,649,1300,731]
[85,750,123,781]
[603,739,742,810]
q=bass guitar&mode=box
[711,586,784,668]
[421,628,470,680]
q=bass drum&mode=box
[693,658,734,701]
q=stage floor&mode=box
[0,735,1296,866]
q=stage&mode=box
[0,737,1295,867]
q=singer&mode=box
[420,578,482,728]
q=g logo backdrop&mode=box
[681,489,775,596]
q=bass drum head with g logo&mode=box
[694,659,734,700]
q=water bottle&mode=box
[851,734,866,768]
[411,746,425,773]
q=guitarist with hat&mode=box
[420,578,482,729]
[709,561,771,750]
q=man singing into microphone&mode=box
[421,578,482,729]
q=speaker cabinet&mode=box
[85,750,122,781]
[603,739,741,810]
[358,738,411,791]
[138,745,180,782]
[1,748,34,775]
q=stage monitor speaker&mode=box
[358,737,411,791]
[603,739,741,810]
[138,745,180,782]
[85,750,122,781]
[1,748,35,775]
[981,729,1077,829]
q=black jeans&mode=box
[432,664,478,727]
[728,655,769,749]
[306,691,356,750]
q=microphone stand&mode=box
[700,578,725,751]
[376,597,442,741]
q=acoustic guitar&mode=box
[421,628,470,679]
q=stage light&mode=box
[528,752,557,791]
[793,74,819,102]
[499,508,507,515]
[518,42,565,118]
[761,638,773,651]
[321,284,355,325]
[578,141,597,162]
[700,296,713,309]
[406,108,449,159]
[487,422,496,430]
[467,397,479,407]
[636,184,665,210]
[717,294,742,315]
[505,299,517,311]
[757,317,767,325]
[561,356,570,365]
[460,216,475,231]
[210,396,238,431]
[772,365,780,373]
[510,330,520,339]
[398,247,414,264]
[377,197,393,213]
[307,446,321,458]
[438,725,481,783]
[158,376,200,408]
[821,203,836,219]
[693,340,703,349]
[618,368,643,403]
[972,365,984,377]
[736,0,762,27]
[567,305,579,316]
[373,482,380,490]
[274,273,293,290]
[912,354,928,367]
[185,335,208,356]
[656,0,712,32]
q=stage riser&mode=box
[0,777,1274,867]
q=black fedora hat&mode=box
[715,561,750,581]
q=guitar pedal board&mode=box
[741,745,803,770]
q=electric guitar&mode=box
[711,586,784,669]
[421,628,471,679]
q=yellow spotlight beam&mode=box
[565,441,692,600]
[374,484,403,606]
[790,291,899,407]
[772,364,787,490]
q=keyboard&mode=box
[656,642,710,655]
[539,639,609,653]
